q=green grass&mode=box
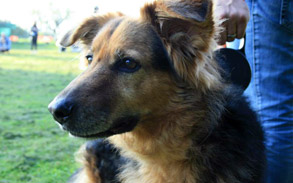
[0,41,86,183]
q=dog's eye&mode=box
[117,58,141,73]
[85,54,93,64]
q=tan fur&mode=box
[70,145,102,183]
[109,85,222,183]
[140,0,222,92]
[105,1,224,182]
[56,0,243,183]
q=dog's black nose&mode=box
[48,98,74,124]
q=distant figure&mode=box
[94,6,99,14]
[0,32,11,53]
[31,22,38,51]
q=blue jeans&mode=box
[227,0,293,182]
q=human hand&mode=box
[214,0,250,45]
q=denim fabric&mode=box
[228,0,293,182]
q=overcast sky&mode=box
[0,0,151,31]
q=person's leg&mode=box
[32,37,37,50]
[31,39,34,50]
[244,0,293,182]
[34,38,38,50]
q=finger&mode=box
[227,18,237,42]
[218,29,227,45]
[236,18,248,39]
[218,20,228,45]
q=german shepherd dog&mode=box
[48,0,265,182]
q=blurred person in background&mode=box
[0,32,11,53]
[31,22,38,52]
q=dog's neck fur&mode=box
[109,84,225,183]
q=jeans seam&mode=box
[280,0,288,24]
[252,0,262,121]
[280,0,293,33]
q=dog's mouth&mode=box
[69,116,140,138]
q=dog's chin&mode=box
[69,130,115,139]
[68,116,140,139]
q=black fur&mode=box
[87,139,127,183]
[194,88,266,183]
[149,26,173,72]
[76,87,265,183]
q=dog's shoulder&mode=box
[220,87,264,140]
[196,87,265,182]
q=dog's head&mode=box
[48,0,221,138]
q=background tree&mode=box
[32,2,72,37]
[0,21,29,37]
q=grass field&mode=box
[0,41,86,183]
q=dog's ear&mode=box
[59,13,123,47]
[141,0,221,91]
